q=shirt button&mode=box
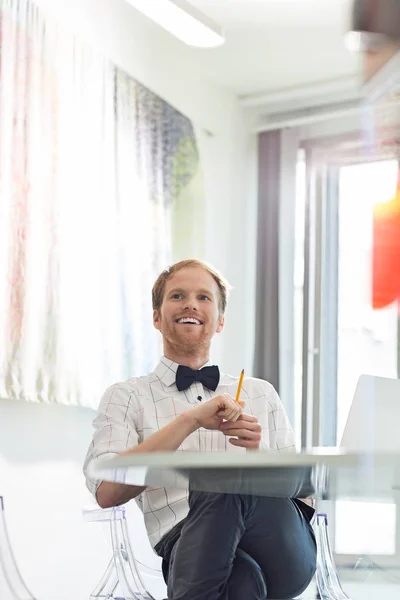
[197,396,202,401]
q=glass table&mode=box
[88,449,400,600]
[91,448,400,502]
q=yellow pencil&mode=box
[235,369,245,403]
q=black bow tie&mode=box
[175,365,220,392]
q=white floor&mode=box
[299,570,400,600]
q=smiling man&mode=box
[84,259,316,600]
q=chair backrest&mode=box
[339,374,400,452]
[0,495,38,600]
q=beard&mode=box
[160,320,213,356]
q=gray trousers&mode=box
[155,491,317,600]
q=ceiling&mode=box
[183,0,362,111]
[40,0,364,124]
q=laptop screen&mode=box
[340,374,400,452]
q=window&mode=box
[300,150,400,563]
[336,160,399,557]
[337,160,399,441]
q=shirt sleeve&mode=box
[258,382,296,453]
[83,382,141,497]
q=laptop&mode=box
[340,374,400,452]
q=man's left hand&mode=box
[219,413,262,450]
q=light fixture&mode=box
[126,0,225,48]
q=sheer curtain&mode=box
[0,0,204,407]
[254,131,281,391]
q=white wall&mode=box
[198,125,258,375]
[32,0,258,375]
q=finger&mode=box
[220,426,260,438]
[215,395,241,419]
[239,413,258,423]
[224,394,246,412]
[221,428,261,441]
[220,419,261,432]
[222,394,243,421]
[218,405,242,422]
[220,414,258,427]
[223,427,261,440]
[229,438,260,450]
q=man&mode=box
[84,259,316,600]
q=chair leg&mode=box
[315,513,352,600]
[83,505,165,600]
[110,518,155,600]
[0,497,37,600]
[88,545,155,600]
[89,555,119,599]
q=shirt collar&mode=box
[154,356,212,388]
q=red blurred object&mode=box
[372,172,400,309]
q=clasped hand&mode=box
[190,393,262,450]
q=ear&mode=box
[215,315,225,334]
[153,309,161,331]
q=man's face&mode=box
[153,267,225,355]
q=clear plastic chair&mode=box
[0,496,38,600]
[85,505,353,600]
[315,513,352,600]
[83,505,166,600]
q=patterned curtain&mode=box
[0,0,204,407]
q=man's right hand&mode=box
[188,394,243,431]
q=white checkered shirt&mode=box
[83,357,296,547]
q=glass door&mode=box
[301,149,400,566]
[335,159,399,563]
[337,160,399,442]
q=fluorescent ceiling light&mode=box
[126,0,225,48]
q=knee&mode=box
[271,557,316,600]
[226,549,267,600]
